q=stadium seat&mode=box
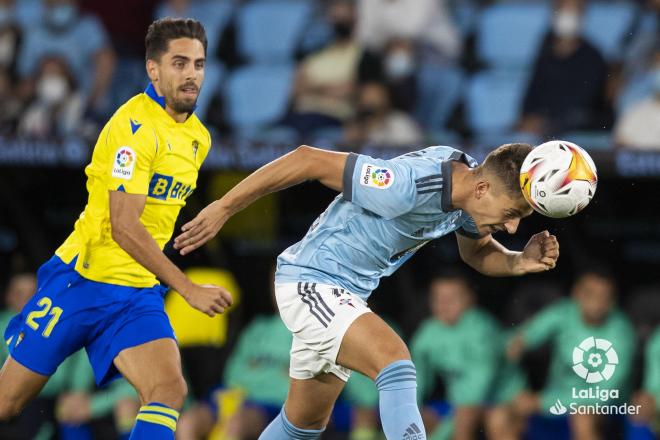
[582,2,638,61]
[415,63,465,131]
[465,70,530,135]
[15,0,42,28]
[476,3,551,69]
[225,64,294,132]
[155,0,235,56]
[236,0,313,63]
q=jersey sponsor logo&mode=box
[360,164,394,189]
[112,147,136,180]
[148,173,194,201]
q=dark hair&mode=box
[479,143,533,198]
[429,267,475,294]
[145,18,207,61]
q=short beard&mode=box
[169,97,197,115]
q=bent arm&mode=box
[456,229,559,276]
[456,233,524,277]
[109,190,193,294]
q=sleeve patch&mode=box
[112,146,136,180]
[359,163,394,189]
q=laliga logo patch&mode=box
[360,164,394,189]
[572,336,618,383]
[112,146,136,180]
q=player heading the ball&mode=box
[175,143,563,440]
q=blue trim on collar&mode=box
[145,83,167,109]
[144,83,197,114]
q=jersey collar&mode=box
[144,83,197,114]
[441,151,474,212]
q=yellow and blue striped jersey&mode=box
[56,84,211,288]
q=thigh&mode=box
[112,338,183,403]
[284,374,346,429]
[0,356,49,413]
[336,312,410,380]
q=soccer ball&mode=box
[519,140,597,218]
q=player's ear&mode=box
[474,180,490,200]
[146,59,159,82]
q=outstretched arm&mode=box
[174,145,349,255]
[456,230,559,277]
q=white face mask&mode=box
[553,11,581,38]
[385,51,414,79]
[37,73,69,105]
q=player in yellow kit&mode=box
[0,18,232,440]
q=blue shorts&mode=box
[4,255,175,386]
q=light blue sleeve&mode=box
[342,153,418,220]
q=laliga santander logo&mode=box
[371,169,391,187]
[116,148,134,168]
[572,336,618,383]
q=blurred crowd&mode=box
[0,0,658,149]
[2,263,660,440]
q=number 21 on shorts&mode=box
[26,297,63,337]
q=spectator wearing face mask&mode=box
[17,0,115,116]
[518,0,612,137]
[381,38,416,113]
[344,81,422,147]
[614,49,660,150]
[283,0,363,137]
[17,56,84,139]
[357,0,461,63]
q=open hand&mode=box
[518,230,559,273]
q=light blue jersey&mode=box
[276,146,482,300]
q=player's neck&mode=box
[448,162,473,211]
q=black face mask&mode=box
[333,21,353,40]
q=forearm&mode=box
[216,146,345,219]
[112,220,191,293]
[462,237,524,277]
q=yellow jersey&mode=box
[56,84,211,288]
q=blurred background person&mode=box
[411,271,526,440]
[176,268,289,440]
[518,0,611,138]
[0,0,21,80]
[343,81,422,147]
[357,0,461,63]
[627,324,660,440]
[16,0,115,118]
[0,273,139,440]
[282,0,362,138]
[507,267,635,440]
[614,48,660,150]
[17,56,84,139]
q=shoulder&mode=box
[188,114,212,144]
[466,308,499,331]
[412,319,440,342]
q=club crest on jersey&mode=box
[112,146,136,180]
[192,140,199,159]
[360,164,394,189]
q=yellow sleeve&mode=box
[104,117,157,195]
